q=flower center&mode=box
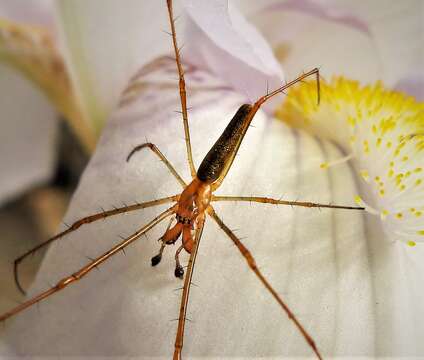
[275,76,424,246]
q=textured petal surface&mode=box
[0,61,376,358]
[0,64,57,205]
[277,76,424,354]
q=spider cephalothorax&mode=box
[152,177,211,278]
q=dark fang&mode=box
[174,265,184,279]
[151,254,162,266]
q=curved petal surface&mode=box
[183,0,284,103]
[1,59,376,358]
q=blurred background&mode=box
[0,118,87,299]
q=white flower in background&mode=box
[0,0,172,204]
[0,0,423,358]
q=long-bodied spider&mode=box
[0,1,364,358]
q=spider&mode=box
[0,1,364,358]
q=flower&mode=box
[1,0,423,358]
[276,76,424,247]
[0,0,171,203]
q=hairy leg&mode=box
[173,214,206,360]
[14,195,178,294]
[212,195,364,211]
[166,0,197,178]
[1,205,176,323]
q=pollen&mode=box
[275,75,424,246]
[354,195,363,205]
[360,169,370,182]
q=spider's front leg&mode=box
[0,205,176,323]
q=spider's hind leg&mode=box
[1,206,176,323]
[14,195,179,295]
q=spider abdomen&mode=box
[197,104,253,183]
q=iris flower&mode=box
[0,0,423,357]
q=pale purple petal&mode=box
[0,64,57,205]
[183,0,284,103]
[263,0,371,36]
[0,0,54,30]
[395,72,424,101]
[257,0,421,87]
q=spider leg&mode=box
[260,67,320,106]
[166,0,197,179]
[212,195,364,211]
[14,195,179,295]
[1,205,176,323]
[127,142,187,188]
[208,207,323,360]
[173,214,206,360]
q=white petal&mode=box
[183,0,284,103]
[54,0,173,131]
[0,63,57,205]
[363,0,423,86]
[367,216,424,355]
[252,8,379,84]
[1,63,378,357]
[250,0,422,86]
